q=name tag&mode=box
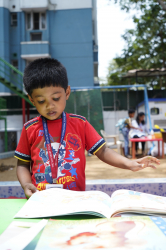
[46,184,63,189]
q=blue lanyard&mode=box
[42,112,66,183]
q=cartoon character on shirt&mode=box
[57,141,80,178]
[38,140,80,184]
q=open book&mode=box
[34,217,166,250]
[14,188,166,219]
[2,217,166,250]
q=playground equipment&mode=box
[0,58,31,104]
[0,58,33,152]
[0,97,7,152]
[154,125,165,132]
[0,58,33,126]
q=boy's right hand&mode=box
[24,183,37,199]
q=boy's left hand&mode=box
[129,156,160,172]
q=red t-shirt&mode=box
[14,113,105,191]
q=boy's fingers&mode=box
[137,163,145,169]
[138,156,160,165]
[25,189,37,199]
[149,165,157,169]
[25,189,33,199]
[149,156,160,164]
[140,163,156,169]
[137,163,156,170]
[24,184,37,199]
[30,185,37,193]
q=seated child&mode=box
[121,109,142,158]
[15,58,160,198]
[130,112,149,156]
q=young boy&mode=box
[15,58,160,198]
[121,109,142,158]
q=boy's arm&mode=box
[17,160,37,198]
[95,145,160,171]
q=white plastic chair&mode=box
[100,130,122,154]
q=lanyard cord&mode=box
[42,112,66,183]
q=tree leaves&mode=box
[107,0,166,88]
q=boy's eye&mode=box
[53,97,60,101]
[38,100,45,104]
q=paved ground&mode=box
[85,153,166,180]
[0,151,165,182]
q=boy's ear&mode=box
[28,95,35,106]
[66,86,71,100]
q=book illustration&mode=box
[151,217,166,237]
[14,188,166,219]
[35,216,166,250]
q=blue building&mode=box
[0,0,98,94]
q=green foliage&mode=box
[108,0,166,88]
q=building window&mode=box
[33,13,40,30]
[41,13,46,29]
[11,60,18,74]
[31,33,42,41]
[26,12,46,30]
[27,13,31,29]
[94,63,99,85]
[94,63,98,78]
[11,13,17,26]
[151,107,160,115]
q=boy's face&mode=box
[129,112,135,118]
[28,85,70,120]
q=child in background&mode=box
[14,58,160,198]
[121,109,142,158]
[130,112,149,156]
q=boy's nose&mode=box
[46,100,55,109]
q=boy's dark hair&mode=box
[128,109,135,115]
[23,58,68,96]
[136,112,145,125]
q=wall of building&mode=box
[0,0,96,93]
[0,0,92,12]
[48,8,94,87]
[0,7,11,93]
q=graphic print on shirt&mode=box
[34,163,45,184]
[36,132,81,188]
[66,133,81,151]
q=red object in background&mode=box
[130,137,164,159]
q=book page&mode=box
[14,189,113,219]
[0,221,36,245]
[35,216,166,250]
[109,189,166,217]
[0,220,47,250]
